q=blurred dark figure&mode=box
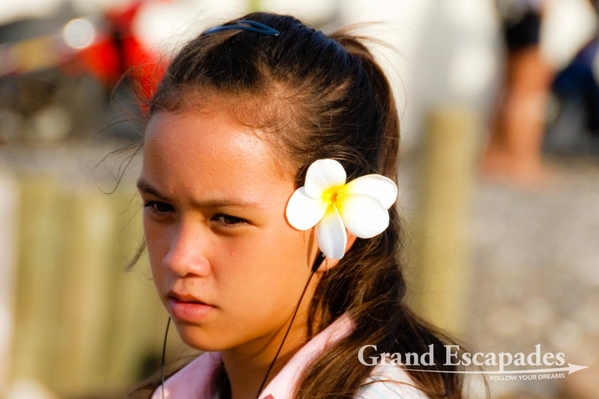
[0,3,94,144]
[481,0,554,187]
[0,0,164,145]
[545,1,599,156]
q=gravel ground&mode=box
[464,156,599,398]
[394,151,599,398]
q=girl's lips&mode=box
[168,297,215,323]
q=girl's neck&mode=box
[219,325,308,399]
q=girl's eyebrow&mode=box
[136,178,260,208]
[137,178,168,200]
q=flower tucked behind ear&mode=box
[285,159,398,260]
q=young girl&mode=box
[130,11,464,399]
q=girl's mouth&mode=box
[167,292,215,323]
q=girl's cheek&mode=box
[144,225,170,268]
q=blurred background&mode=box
[0,0,598,398]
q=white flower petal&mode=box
[304,159,346,199]
[342,175,398,209]
[337,194,389,239]
[316,206,348,259]
[286,187,328,230]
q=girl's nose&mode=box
[162,223,211,277]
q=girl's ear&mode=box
[316,232,357,272]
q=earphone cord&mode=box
[158,253,326,399]
[254,252,325,399]
[161,317,171,399]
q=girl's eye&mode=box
[212,214,247,226]
[144,201,174,214]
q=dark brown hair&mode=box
[133,11,464,399]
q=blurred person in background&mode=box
[546,0,599,155]
[481,0,554,187]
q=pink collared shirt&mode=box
[152,315,428,399]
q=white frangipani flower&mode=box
[285,159,398,260]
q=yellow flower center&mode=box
[322,185,344,208]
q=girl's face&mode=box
[138,109,319,355]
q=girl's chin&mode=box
[172,323,229,352]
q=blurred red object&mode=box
[76,0,167,108]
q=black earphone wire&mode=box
[161,317,171,399]
[158,253,326,399]
[254,252,325,399]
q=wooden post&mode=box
[50,188,116,394]
[11,177,68,386]
[0,171,19,393]
[408,106,479,335]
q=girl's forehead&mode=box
[142,110,294,188]
[146,110,264,154]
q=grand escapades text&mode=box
[358,344,565,371]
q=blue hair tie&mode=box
[204,20,280,36]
